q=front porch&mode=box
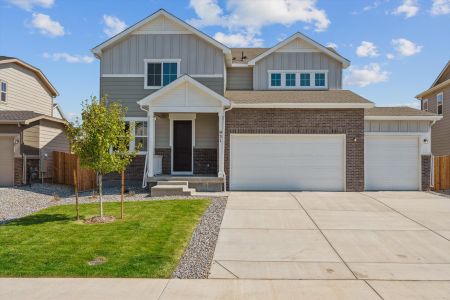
[148,175,225,192]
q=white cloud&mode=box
[392,0,419,18]
[214,32,263,47]
[344,63,389,87]
[392,38,422,56]
[8,0,54,11]
[30,13,64,37]
[326,42,338,49]
[102,15,127,37]
[356,41,379,57]
[43,52,94,64]
[431,0,450,15]
[386,53,395,59]
[189,0,225,27]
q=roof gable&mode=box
[431,60,450,88]
[92,9,230,58]
[247,32,350,68]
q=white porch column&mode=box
[147,110,155,177]
[218,110,225,178]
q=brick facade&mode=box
[14,158,22,186]
[224,108,365,191]
[421,155,431,191]
[155,148,171,174]
[194,148,217,175]
[104,155,146,185]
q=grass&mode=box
[0,199,210,278]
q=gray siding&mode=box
[226,68,253,90]
[39,119,70,178]
[423,86,450,155]
[253,52,342,90]
[101,34,224,75]
[101,76,224,117]
[364,120,430,132]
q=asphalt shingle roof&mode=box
[0,111,43,121]
[365,106,438,117]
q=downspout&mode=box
[222,104,233,192]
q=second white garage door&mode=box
[365,135,420,191]
[230,134,346,191]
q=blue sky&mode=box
[1,0,449,119]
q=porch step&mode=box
[151,182,196,197]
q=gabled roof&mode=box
[430,60,450,88]
[365,106,442,121]
[0,56,58,96]
[247,32,350,68]
[0,110,66,124]
[137,74,230,107]
[92,9,231,58]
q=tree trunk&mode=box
[73,168,79,221]
[121,170,124,219]
[98,173,103,217]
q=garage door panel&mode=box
[230,134,345,191]
[365,136,419,191]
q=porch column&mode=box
[218,111,225,178]
[147,110,155,177]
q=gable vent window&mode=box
[0,81,6,102]
[269,70,328,89]
[423,99,428,112]
[437,93,443,115]
[144,59,180,89]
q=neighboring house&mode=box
[0,56,69,186]
[416,60,450,156]
[92,9,441,192]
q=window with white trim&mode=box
[126,119,148,153]
[437,92,443,115]
[268,70,328,89]
[422,99,428,112]
[0,80,7,102]
[144,59,180,89]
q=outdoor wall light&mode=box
[423,138,429,144]
[353,137,357,142]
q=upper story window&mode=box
[144,59,180,89]
[437,92,443,115]
[423,99,428,112]
[268,70,328,89]
[0,80,7,102]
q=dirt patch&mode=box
[84,216,116,224]
[87,256,108,266]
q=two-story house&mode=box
[416,60,449,156]
[0,56,69,186]
[92,9,440,193]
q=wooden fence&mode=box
[434,155,450,191]
[53,151,97,191]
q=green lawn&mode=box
[0,199,210,278]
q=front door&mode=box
[173,120,192,173]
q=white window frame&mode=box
[144,59,181,90]
[125,117,148,154]
[423,99,428,112]
[437,92,443,115]
[268,70,328,89]
[0,80,7,103]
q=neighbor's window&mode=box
[315,73,326,87]
[145,60,179,88]
[300,73,310,87]
[0,81,6,102]
[125,119,147,153]
[270,73,281,87]
[285,73,296,87]
[437,93,443,115]
[423,99,428,112]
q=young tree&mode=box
[67,96,137,218]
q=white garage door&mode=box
[230,134,345,191]
[365,135,420,191]
[0,137,14,186]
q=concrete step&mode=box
[151,184,195,197]
[156,181,188,186]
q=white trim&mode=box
[437,92,444,115]
[125,117,148,155]
[170,114,196,175]
[92,9,231,57]
[276,49,321,53]
[364,115,442,121]
[233,103,374,109]
[423,99,429,112]
[144,59,181,89]
[247,32,350,68]
[190,74,223,78]
[132,31,192,35]
[268,70,328,89]
[231,63,251,68]
[102,74,144,78]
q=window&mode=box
[423,99,428,112]
[271,73,281,86]
[0,81,6,102]
[126,119,148,153]
[145,60,180,89]
[315,73,326,87]
[285,73,296,87]
[437,93,443,115]
[300,73,310,87]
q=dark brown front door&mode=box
[173,120,192,172]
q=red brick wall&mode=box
[194,148,217,175]
[224,108,365,191]
[421,155,431,191]
[14,158,23,186]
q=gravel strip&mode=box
[172,197,227,279]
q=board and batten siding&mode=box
[0,63,53,116]
[253,52,342,90]
[101,77,224,118]
[101,34,224,75]
[226,67,253,90]
[364,120,430,132]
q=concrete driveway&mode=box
[210,191,450,294]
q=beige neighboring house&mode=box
[0,56,69,186]
[416,60,450,156]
